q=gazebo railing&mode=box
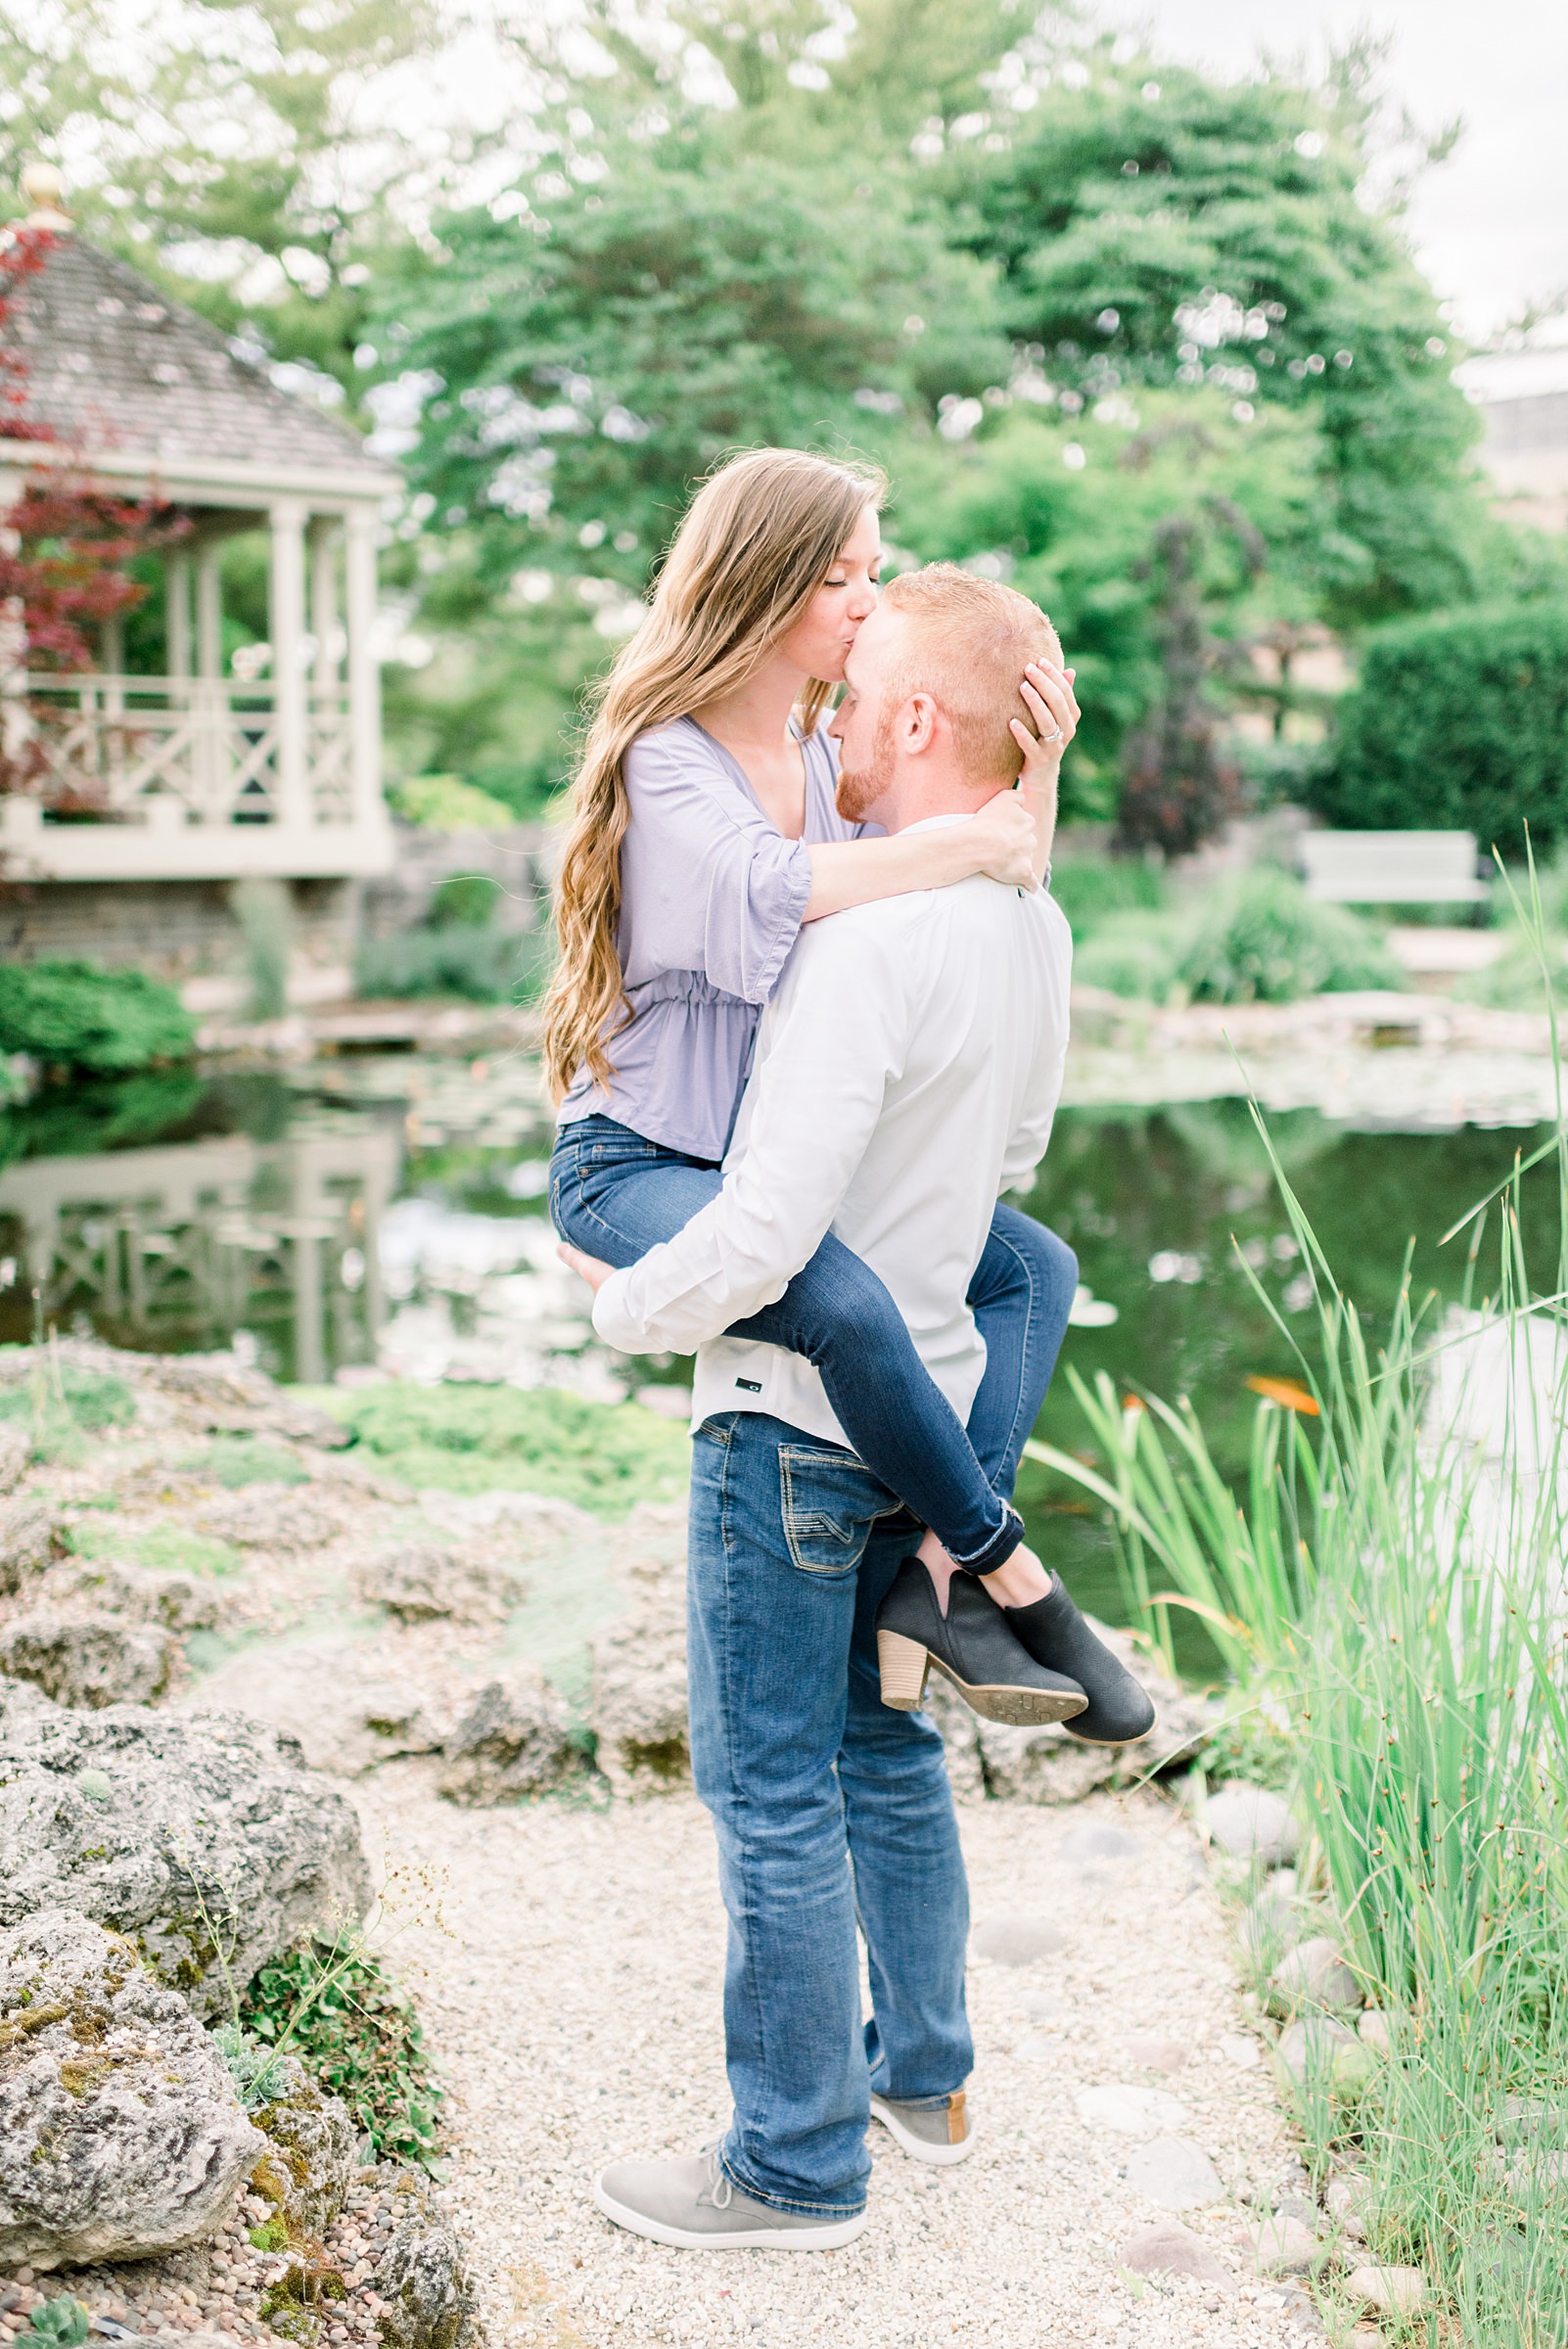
[18,673,352,829]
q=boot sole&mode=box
[869,2095,976,2167]
[1065,1710,1160,1748]
[876,1629,1087,1727]
[593,2175,867,2251]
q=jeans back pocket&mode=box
[779,1446,897,1577]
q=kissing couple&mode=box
[550,447,1155,2251]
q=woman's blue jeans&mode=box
[549,1113,1078,1571]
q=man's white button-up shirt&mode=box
[590,815,1074,1451]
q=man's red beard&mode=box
[834,707,899,823]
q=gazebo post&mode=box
[268,497,308,829]
[165,553,192,681]
[196,543,222,678]
[194,538,224,816]
[345,506,381,837]
[309,517,339,685]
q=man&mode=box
[562,567,1151,2252]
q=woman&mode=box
[546,447,1079,1594]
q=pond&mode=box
[0,1050,1551,1668]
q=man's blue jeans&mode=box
[686,1410,971,2215]
[551,1114,1078,1569]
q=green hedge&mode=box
[1316,603,1568,858]
[0,959,196,1072]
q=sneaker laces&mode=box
[698,2146,733,2211]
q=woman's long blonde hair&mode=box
[541,446,887,1103]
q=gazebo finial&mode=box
[20,161,72,232]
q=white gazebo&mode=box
[0,167,396,912]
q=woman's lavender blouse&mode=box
[557,715,861,1162]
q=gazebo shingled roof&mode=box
[9,233,382,478]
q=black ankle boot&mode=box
[1002,1579,1156,1745]
[875,1557,1087,1727]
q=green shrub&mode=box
[1316,601,1568,857]
[391,772,517,832]
[240,1940,441,2168]
[430,873,505,928]
[332,1380,689,1514]
[0,960,196,1072]
[1174,868,1401,1003]
[1048,853,1166,942]
[353,923,547,1003]
[1072,910,1184,998]
[1071,869,1398,1003]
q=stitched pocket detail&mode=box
[779,1447,893,1577]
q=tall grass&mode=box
[1031,864,1568,2338]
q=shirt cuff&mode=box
[591,1269,645,1354]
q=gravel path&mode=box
[354,1771,1311,2349]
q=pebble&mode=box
[1206,1783,1300,1866]
[1077,2084,1190,2135]
[1125,2135,1226,2210]
[1348,2265,1426,2317]
[1268,1936,1361,2018]
[1247,2214,1317,2274]
[1061,1823,1142,1865]
[1357,2008,1392,2054]
[1118,2221,1232,2285]
[1220,2032,1263,2068]
[1276,2016,1375,2096]
[969,1911,1065,1965]
[1121,2032,1188,2073]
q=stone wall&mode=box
[360,825,551,940]
[0,878,359,1004]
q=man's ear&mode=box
[902,690,941,756]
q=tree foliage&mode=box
[6,0,1558,833]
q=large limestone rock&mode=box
[350,1545,522,1625]
[371,2168,485,2349]
[249,2053,358,2236]
[0,1907,262,2269]
[0,1681,372,2014]
[140,1352,350,1449]
[196,1489,341,1551]
[31,1555,222,1635]
[0,1609,177,1708]
[972,1621,1208,1803]
[178,1636,456,1779]
[589,1502,691,1798]
[0,1497,55,1595]
[438,1673,583,1807]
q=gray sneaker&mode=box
[593,2146,867,2250]
[869,2089,974,2166]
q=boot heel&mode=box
[877,1628,930,1711]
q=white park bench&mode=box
[1299,830,1490,905]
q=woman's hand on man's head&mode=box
[1013,659,1080,775]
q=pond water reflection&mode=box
[0,1055,1550,1657]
